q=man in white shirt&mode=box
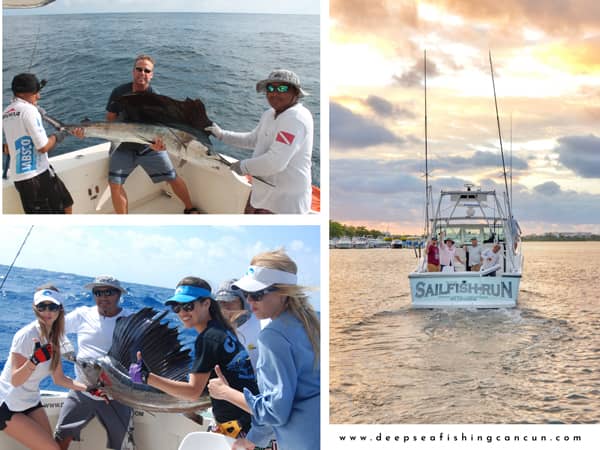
[206,69,313,214]
[55,276,132,450]
[465,237,483,272]
[481,244,502,276]
[2,73,74,214]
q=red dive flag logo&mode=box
[276,130,296,145]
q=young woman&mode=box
[0,286,88,450]
[129,277,258,438]
[208,249,320,450]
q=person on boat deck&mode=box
[216,279,270,372]
[208,249,321,450]
[439,232,463,271]
[425,236,440,272]
[464,237,483,272]
[55,276,132,450]
[0,285,89,450]
[481,244,502,277]
[205,69,313,214]
[129,277,259,439]
[2,73,76,214]
[104,54,198,214]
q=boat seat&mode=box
[178,431,234,450]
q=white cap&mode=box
[34,289,63,306]
[233,266,297,292]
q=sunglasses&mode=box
[93,288,119,297]
[266,84,290,93]
[135,67,152,74]
[170,302,197,314]
[243,287,279,302]
[36,302,61,312]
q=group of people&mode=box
[426,231,503,276]
[0,249,320,450]
[3,55,314,214]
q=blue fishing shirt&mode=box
[244,311,320,450]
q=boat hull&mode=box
[409,271,521,308]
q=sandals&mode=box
[184,207,201,214]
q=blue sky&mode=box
[0,225,321,310]
[3,0,320,15]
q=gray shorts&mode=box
[109,145,176,185]
[54,390,132,450]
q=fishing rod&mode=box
[489,50,513,222]
[0,225,34,292]
[424,49,431,240]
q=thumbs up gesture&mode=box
[30,339,53,365]
[207,365,230,400]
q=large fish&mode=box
[42,113,231,172]
[75,307,212,413]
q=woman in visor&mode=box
[208,249,320,450]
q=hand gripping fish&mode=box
[74,307,212,413]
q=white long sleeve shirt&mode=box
[220,103,313,213]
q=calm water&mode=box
[330,242,600,424]
[2,12,320,185]
[0,265,196,390]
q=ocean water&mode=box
[0,265,197,391]
[2,12,321,185]
[330,242,600,424]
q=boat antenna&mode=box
[510,113,513,207]
[424,49,430,238]
[0,225,34,292]
[489,50,513,220]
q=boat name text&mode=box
[414,280,513,299]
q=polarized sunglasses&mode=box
[36,302,61,312]
[93,288,119,297]
[266,84,290,93]
[243,286,279,302]
[170,302,197,314]
[135,67,152,74]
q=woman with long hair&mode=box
[208,249,320,450]
[129,277,259,439]
[0,285,88,450]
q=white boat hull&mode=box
[0,390,210,450]
[3,143,252,214]
[409,271,521,308]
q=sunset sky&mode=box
[329,0,600,235]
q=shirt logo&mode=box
[275,130,295,145]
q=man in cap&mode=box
[55,276,133,450]
[216,279,269,371]
[2,73,75,213]
[464,237,483,272]
[425,235,440,272]
[206,69,313,214]
[439,231,464,271]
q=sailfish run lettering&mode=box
[414,280,513,299]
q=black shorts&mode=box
[0,401,44,430]
[13,168,74,214]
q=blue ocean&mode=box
[2,12,321,185]
[0,264,198,391]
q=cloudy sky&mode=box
[3,0,319,15]
[329,0,600,235]
[0,225,321,310]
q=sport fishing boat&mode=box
[334,236,353,249]
[409,185,523,308]
[408,51,523,308]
